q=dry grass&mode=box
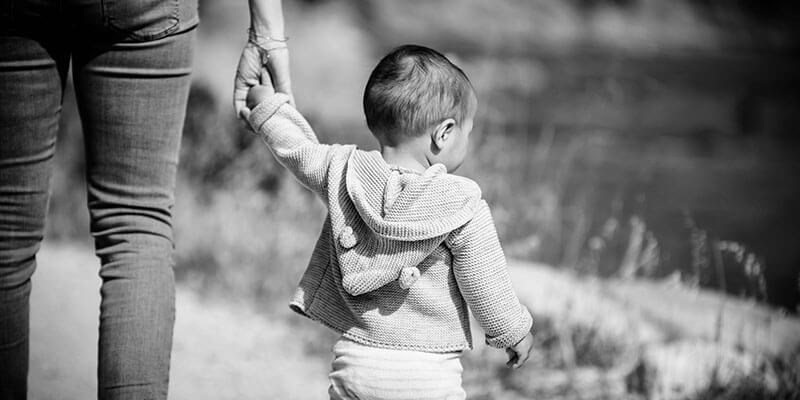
[174,179,325,309]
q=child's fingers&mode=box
[512,348,531,369]
[505,348,519,368]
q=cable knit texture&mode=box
[249,93,533,352]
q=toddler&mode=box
[246,44,533,400]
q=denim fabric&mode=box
[0,1,196,399]
[0,0,199,41]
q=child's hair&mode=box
[363,44,474,146]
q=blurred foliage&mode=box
[180,83,284,198]
[694,350,800,400]
[357,0,799,58]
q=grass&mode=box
[693,350,800,400]
[173,169,325,309]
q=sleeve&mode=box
[445,200,533,349]
[248,93,333,198]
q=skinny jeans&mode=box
[0,0,197,398]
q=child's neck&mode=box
[381,145,429,173]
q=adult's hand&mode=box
[234,0,293,122]
[261,46,293,106]
[234,42,262,121]
[233,41,293,121]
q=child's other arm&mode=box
[446,201,534,367]
[247,86,331,197]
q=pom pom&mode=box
[339,226,357,249]
[398,267,420,289]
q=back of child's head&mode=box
[363,44,474,146]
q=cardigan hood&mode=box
[335,149,482,296]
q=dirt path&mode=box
[28,243,329,400]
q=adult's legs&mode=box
[71,29,195,400]
[0,34,69,399]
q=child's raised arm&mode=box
[247,86,333,198]
[445,200,534,367]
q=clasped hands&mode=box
[233,33,294,122]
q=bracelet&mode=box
[248,27,289,52]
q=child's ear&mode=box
[431,118,457,150]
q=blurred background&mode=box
[31,0,799,399]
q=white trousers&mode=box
[328,337,467,400]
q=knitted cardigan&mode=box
[249,93,532,353]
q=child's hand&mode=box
[505,332,533,369]
[246,84,275,110]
